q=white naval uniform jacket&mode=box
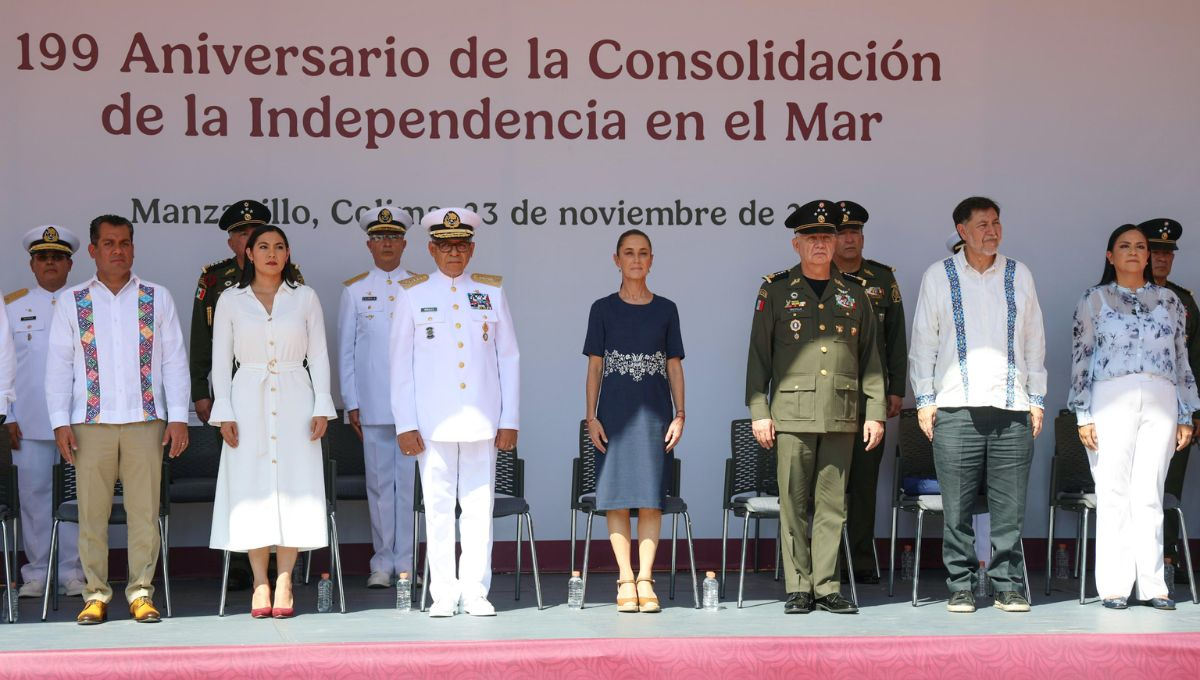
[337,267,415,426]
[389,269,519,442]
[5,286,59,440]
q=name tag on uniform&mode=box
[20,316,36,322]
[362,296,377,302]
[421,307,437,312]
[468,292,492,310]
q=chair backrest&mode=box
[412,447,524,512]
[322,416,367,477]
[53,459,172,520]
[1051,409,1095,496]
[168,425,223,479]
[571,420,600,507]
[0,465,16,516]
[892,408,937,502]
[724,419,778,509]
[1166,448,1191,501]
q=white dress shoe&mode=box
[428,599,458,618]
[366,572,393,589]
[463,597,496,616]
[18,580,45,598]
[64,579,87,597]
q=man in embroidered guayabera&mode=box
[908,196,1046,614]
[746,199,886,616]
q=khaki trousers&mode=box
[777,431,853,597]
[73,421,165,604]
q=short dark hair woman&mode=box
[1067,224,1200,610]
[583,229,685,613]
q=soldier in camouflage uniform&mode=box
[746,199,886,615]
[832,200,907,585]
[1139,218,1198,582]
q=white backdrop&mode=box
[3,0,1199,547]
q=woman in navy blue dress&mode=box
[583,229,685,613]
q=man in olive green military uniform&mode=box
[190,199,301,590]
[832,200,907,585]
[746,199,887,614]
[1139,217,1198,583]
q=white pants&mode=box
[15,439,83,583]
[362,425,416,575]
[1089,374,1177,600]
[418,438,495,604]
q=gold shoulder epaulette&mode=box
[400,273,429,289]
[4,288,29,305]
[343,272,368,286]
[762,269,790,283]
[471,273,503,286]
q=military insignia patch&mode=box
[789,292,799,299]
[865,286,884,300]
[755,299,765,312]
[468,291,493,310]
[835,291,856,310]
[789,319,802,332]
[426,326,434,340]
[482,321,490,342]
[891,282,902,303]
[785,300,804,311]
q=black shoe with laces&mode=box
[784,592,814,614]
[993,590,1031,612]
[947,590,976,613]
[815,592,858,614]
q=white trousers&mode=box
[1089,374,1177,600]
[418,438,495,604]
[15,439,83,583]
[362,425,416,575]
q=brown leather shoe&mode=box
[76,599,108,625]
[129,596,161,623]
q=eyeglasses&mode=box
[433,241,471,254]
[369,234,405,242]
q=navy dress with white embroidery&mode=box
[583,293,684,510]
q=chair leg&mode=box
[1079,508,1090,605]
[159,516,173,617]
[330,513,346,614]
[1045,505,1056,596]
[412,510,421,590]
[912,509,924,607]
[871,530,881,581]
[219,550,231,616]
[1020,538,1031,604]
[842,523,858,608]
[2,521,11,623]
[304,547,312,585]
[888,507,898,597]
[737,516,750,608]
[569,511,577,576]
[669,514,678,600]
[1073,514,1083,580]
[524,513,544,610]
[420,547,430,612]
[580,512,594,610]
[1173,508,1198,605]
[774,521,782,581]
[719,511,729,599]
[42,520,60,621]
[514,514,523,601]
[682,511,700,609]
[753,517,761,572]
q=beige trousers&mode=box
[73,421,165,604]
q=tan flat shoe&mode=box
[616,579,639,613]
[636,577,660,613]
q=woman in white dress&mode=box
[208,225,336,618]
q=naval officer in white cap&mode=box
[4,226,86,598]
[389,207,519,617]
[337,206,419,589]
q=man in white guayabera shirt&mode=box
[909,196,1046,615]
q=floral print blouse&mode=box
[1068,282,1200,425]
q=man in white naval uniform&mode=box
[5,226,86,599]
[338,206,419,588]
[390,207,519,618]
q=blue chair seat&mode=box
[168,478,216,504]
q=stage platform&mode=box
[3,570,1199,678]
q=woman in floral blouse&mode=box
[1068,223,1199,610]
[583,229,685,613]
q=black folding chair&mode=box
[218,455,346,615]
[306,417,366,585]
[43,460,173,619]
[888,409,1030,606]
[0,458,17,623]
[570,420,699,609]
[414,448,543,611]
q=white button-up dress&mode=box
[208,284,337,552]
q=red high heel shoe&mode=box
[251,585,273,619]
[272,578,294,618]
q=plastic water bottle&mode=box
[395,572,411,612]
[316,572,333,613]
[566,571,584,609]
[1164,558,1176,598]
[975,561,992,598]
[702,571,720,611]
[1053,543,1071,580]
[8,583,17,622]
[901,545,915,581]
